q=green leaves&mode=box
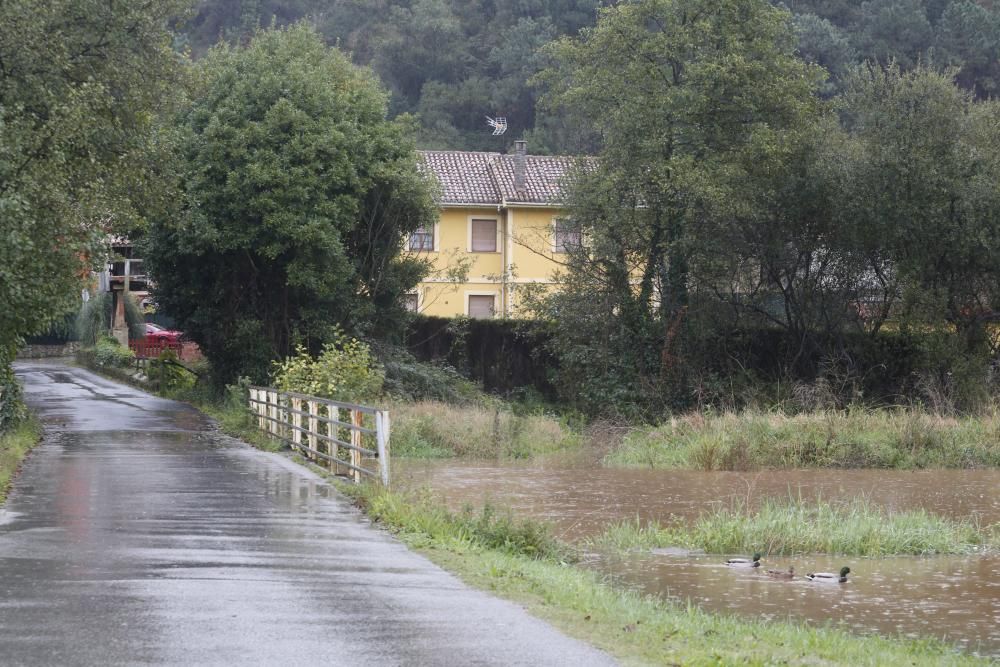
[0,0,189,382]
[146,24,437,386]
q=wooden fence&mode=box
[129,339,182,359]
[248,387,390,486]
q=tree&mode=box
[0,0,189,425]
[145,24,437,386]
[533,0,824,415]
[857,0,933,69]
[934,1,1000,98]
[838,65,1000,346]
[793,13,859,96]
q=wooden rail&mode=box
[248,386,390,486]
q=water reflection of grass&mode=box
[591,497,999,556]
[0,417,41,505]
[344,484,984,666]
[608,409,1000,469]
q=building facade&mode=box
[411,141,582,318]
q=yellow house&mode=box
[410,141,583,318]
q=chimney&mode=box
[512,139,527,196]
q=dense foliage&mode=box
[181,0,1000,152]
[0,0,189,425]
[272,334,385,402]
[523,0,1000,417]
[146,25,437,386]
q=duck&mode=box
[725,552,762,568]
[806,566,850,583]
[766,566,795,579]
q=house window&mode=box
[470,219,498,252]
[554,219,581,253]
[468,294,496,319]
[409,225,434,251]
[403,293,419,312]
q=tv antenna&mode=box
[486,116,507,136]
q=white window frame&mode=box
[402,291,421,313]
[467,216,500,253]
[552,217,582,253]
[408,222,440,252]
[465,291,498,319]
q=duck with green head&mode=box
[806,566,850,583]
[725,552,762,568]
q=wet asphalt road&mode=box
[1,361,615,666]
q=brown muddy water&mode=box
[396,461,1000,657]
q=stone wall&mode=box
[16,342,81,359]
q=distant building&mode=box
[412,141,585,318]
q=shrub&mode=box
[147,349,195,392]
[122,292,146,341]
[93,336,135,368]
[76,292,112,346]
[378,346,483,404]
[0,367,26,431]
[272,333,384,402]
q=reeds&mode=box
[389,400,581,459]
[608,408,1000,469]
[590,497,997,556]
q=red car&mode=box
[144,323,183,343]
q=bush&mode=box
[0,366,27,431]
[122,292,146,341]
[76,292,112,346]
[377,345,483,404]
[147,349,195,392]
[93,336,135,368]
[272,332,384,402]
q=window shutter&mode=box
[468,295,495,319]
[471,219,497,252]
[554,219,581,253]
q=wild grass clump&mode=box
[346,484,569,561]
[608,408,1000,469]
[389,400,581,459]
[76,292,112,346]
[590,497,997,556]
[0,417,41,505]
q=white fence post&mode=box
[376,410,390,487]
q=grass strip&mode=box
[590,497,999,556]
[0,417,42,505]
[609,409,1000,469]
[343,484,984,666]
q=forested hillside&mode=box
[182,0,1000,152]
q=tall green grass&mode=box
[590,497,998,556]
[389,400,581,459]
[345,485,982,666]
[608,408,1000,469]
[0,418,41,505]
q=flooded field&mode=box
[397,460,1000,656]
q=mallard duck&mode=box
[806,566,850,583]
[766,566,795,579]
[725,552,762,567]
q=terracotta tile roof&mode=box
[492,154,581,205]
[418,151,501,205]
[418,150,588,206]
